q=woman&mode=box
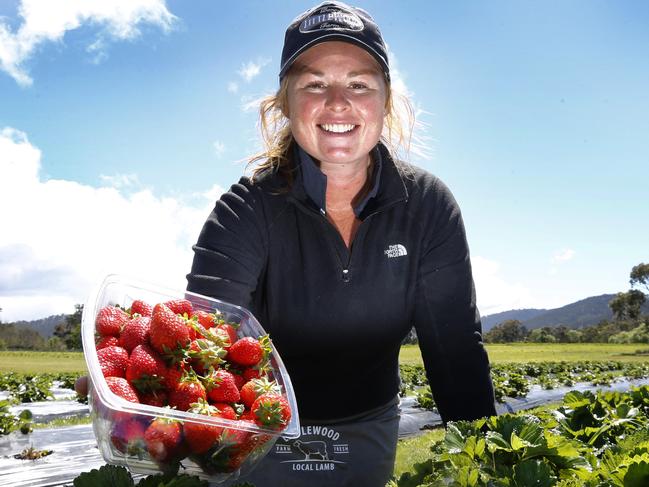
[186,2,497,486]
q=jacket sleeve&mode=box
[413,178,496,424]
[186,178,268,312]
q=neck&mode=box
[320,155,372,211]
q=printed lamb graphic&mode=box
[293,439,330,460]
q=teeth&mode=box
[320,123,355,133]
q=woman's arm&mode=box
[186,178,268,312]
[412,178,496,424]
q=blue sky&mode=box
[1,0,647,322]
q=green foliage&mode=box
[53,304,83,350]
[609,290,646,322]
[394,386,649,487]
[484,319,527,343]
[0,400,32,435]
[630,263,649,293]
[73,465,209,487]
[398,361,649,404]
[609,322,649,344]
[0,371,82,402]
[0,322,47,350]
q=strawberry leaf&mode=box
[73,465,134,487]
[137,473,209,487]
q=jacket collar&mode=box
[290,142,408,219]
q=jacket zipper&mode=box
[289,196,405,283]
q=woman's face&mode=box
[286,41,387,170]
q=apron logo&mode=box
[276,426,349,471]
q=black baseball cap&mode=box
[279,1,390,81]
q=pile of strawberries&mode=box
[92,297,291,474]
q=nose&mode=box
[325,86,350,112]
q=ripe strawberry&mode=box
[164,363,188,390]
[227,335,271,367]
[111,417,147,455]
[118,316,151,352]
[239,377,280,409]
[97,345,129,378]
[216,323,238,348]
[204,369,240,403]
[139,390,168,408]
[126,344,166,392]
[149,303,191,359]
[230,369,246,391]
[168,373,207,411]
[144,417,183,463]
[130,299,153,317]
[242,366,267,382]
[184,399,225,454]
[212,402,237,420]
[193,310,219,329]
[251,393,291,430]
[105,376,140,403]
[96,305,129,337]
[96,335,120,350]
[164,298,193,316]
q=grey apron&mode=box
[222,396,401,487]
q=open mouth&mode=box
[318,123,357,134]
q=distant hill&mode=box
[482,294,649,331]
[12,314,67,338]
[481,308,547,331]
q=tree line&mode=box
[0,305,82,351]
[485,263,649,344]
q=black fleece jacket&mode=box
[187,143,496,422]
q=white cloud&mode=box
[472,256,535,316]
[238,57,271,83]
[0,127,224,322]
[551,248,575,263]
[99,172,140,188]
[213,140,225,158]
[0,0,177,86]
[227,81,239,93]
[549,248,575,275]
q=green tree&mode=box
[527,328,556,343]
[630,263,649,293]
[609,290,646,321]
[484,319,527,343]
[53,304,83,350]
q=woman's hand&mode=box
[75,375,89,397]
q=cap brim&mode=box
[279,33,390,81]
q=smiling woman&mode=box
[186,2,497,486]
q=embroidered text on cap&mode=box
[299,5,364,33]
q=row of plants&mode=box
[0,371,81,403]
[391,385,649,486]
[0,400,33,435]
[399,361,649,410]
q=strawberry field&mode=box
[1,352,649,485]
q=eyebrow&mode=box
[292,65,381,78]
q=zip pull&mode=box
[342,268,351,282]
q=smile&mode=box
[318,123,356,133]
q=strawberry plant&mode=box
[393,385,649,487]
[0,400,32,435]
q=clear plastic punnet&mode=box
[82,274,300,484]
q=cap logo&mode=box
[299,7,364,33]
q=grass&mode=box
[0,351,86,374]
[399,342,649,366]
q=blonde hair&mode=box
[247,73,417,182]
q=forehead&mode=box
[290,41,383,77]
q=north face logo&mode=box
[384,244,408,258]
